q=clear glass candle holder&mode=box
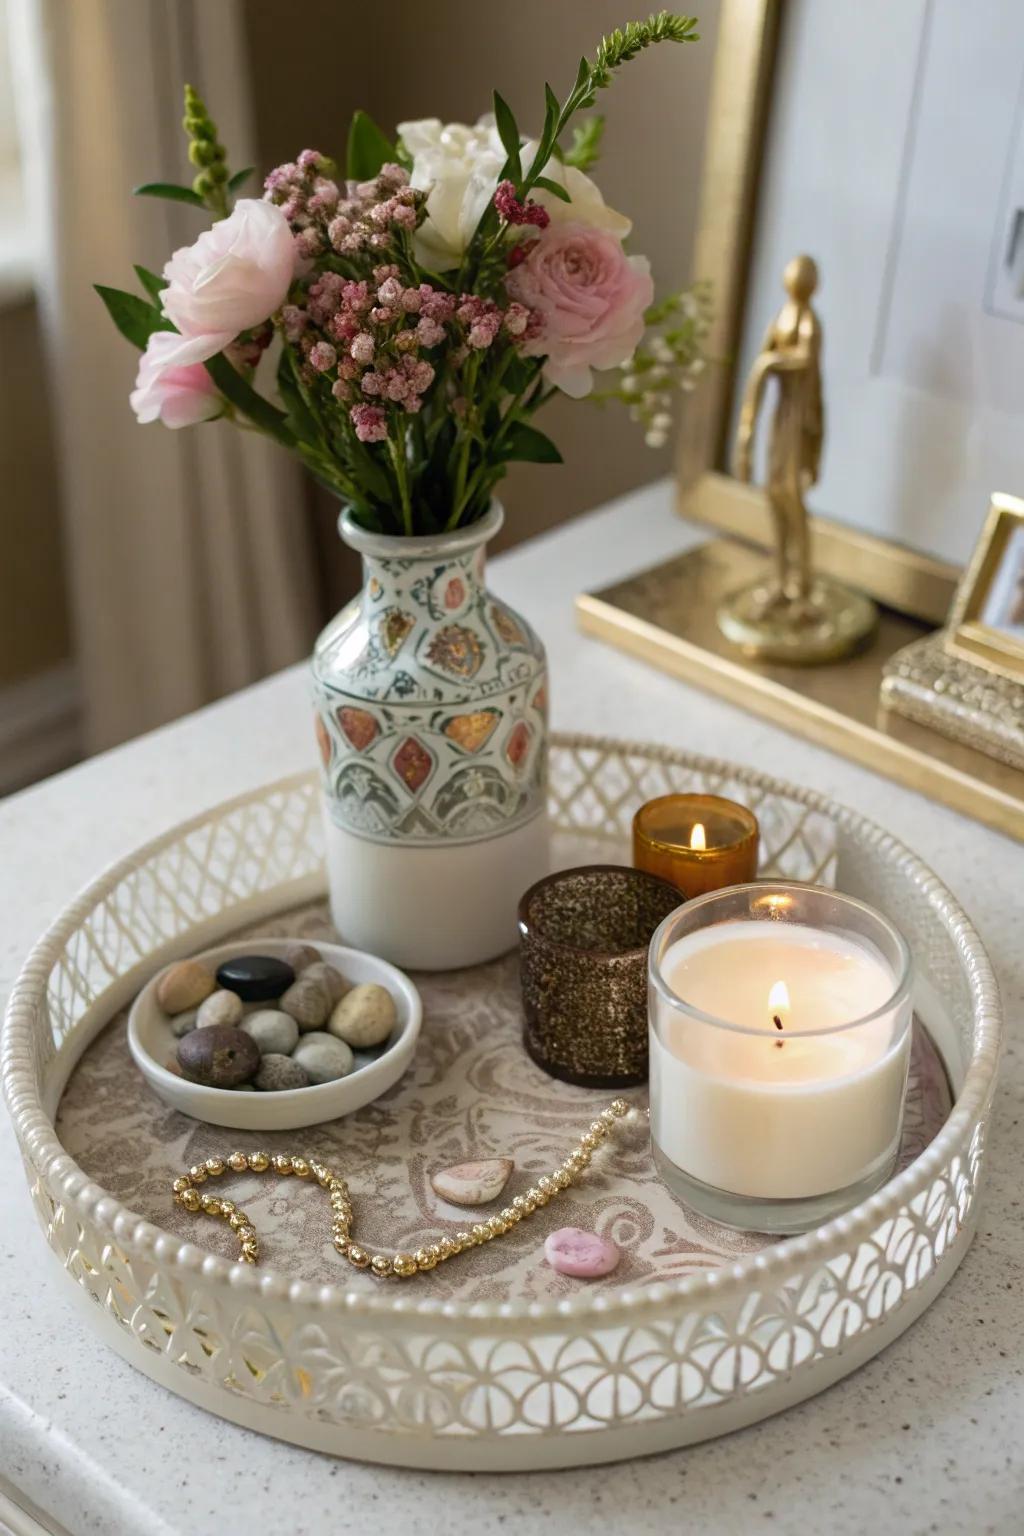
[648,882,913,1234]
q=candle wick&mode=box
[772,1014,784,1030]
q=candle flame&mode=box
[768,980,790,1014]
[690,821,706,851]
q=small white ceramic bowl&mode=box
[128,938,422,1130]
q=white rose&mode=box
[398,116,506,271]
[520,143,632,240]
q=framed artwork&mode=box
[946,493,1024,679]
[676,0,1024,624]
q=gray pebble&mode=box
[281,942,322,974]
[240,1009,299,1056]
[196,989,244,1029]
[292,1031,354,1084]
[254,1053,310,1091]
[279,976,332,1030]
[170,1008,198,1038]
[303,962,349,1006]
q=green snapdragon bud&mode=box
[182,84,230,215]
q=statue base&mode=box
[716,575,878,664]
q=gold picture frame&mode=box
[946,493,1024,680]
[673,0,959,626]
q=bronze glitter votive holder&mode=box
[518,864,682,1088]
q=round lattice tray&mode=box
[1,736,1001,1470]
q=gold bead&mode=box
[551,1170,570,1191]
[537,1176,554,1195]
[414,1247,437,1270]
[248,1151,270,1172]
[393,1252,417,1277]
[333,1235,350,1255]
[272,1154,294,1175]
[201,1195,222,1215]
[180,1187,201,1212]
[370,1254,393,1277]
[188,1164,208,1184]
[172,1176,191,1195]
[588,1121,608,1140]
[600,1107,617,1126]
[239,1250,256,1264]
[436,1237,455,1260]
[228,1212,245,1230]
[292,1157,311,1178]
[218,1199,235,1216]
[472,1223,490,1243]
[513,1194,537,1215]
[527,1186,548,1206]
[347,1245,370,1269]
[316,1168,331,1187]
[455,1230,472,1249]
[487,1216,506,1236]
[610,1098,628,1117]
[500,1207,518,1226]
[228,1151,248,1172]
[581,1133,598,1152]
[205,1156,226,1177]
[236,1224,256,1243]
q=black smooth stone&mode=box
[215,953,295,1002]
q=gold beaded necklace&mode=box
[172,1098,631,1279]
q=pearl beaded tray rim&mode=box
[0,736,1002,1469]
[129,939,422,1130]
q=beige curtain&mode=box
[10,0,317,753]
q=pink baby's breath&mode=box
[350,403,387,442]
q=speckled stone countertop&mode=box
[2,483,1022,1536]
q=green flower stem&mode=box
[388,426,414,536]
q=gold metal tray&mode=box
[576,537,1024,841]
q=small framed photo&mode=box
[946,493,1024,679]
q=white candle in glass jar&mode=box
[649,917,912,1201]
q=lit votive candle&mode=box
[648,882,913,1234]
[633,793,759,897]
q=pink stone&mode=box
[544,1227,621,1278]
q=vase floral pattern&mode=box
[312,505,547,848]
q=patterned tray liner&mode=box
[57,901,952,1305]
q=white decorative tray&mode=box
[1,735,1001,1470]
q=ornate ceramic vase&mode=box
[311,502,550,970]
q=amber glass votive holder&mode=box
[518,864,681,1087]
[633,793,760,898]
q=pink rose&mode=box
[506,222,653,398]
[160,199,295,363]
[129,330,222,428]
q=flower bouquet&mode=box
[99,12,711,969]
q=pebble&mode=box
[195,989,244,1029]
[177,1025,260,1088]
[292,1031,354,1084]
[543,1227,621,1279]
[254,1054,310,1091]
[430,1157,514,1206]
[304,962,349,1007]
[279,976,332,1030]
[240,1009,299,1056]
[215,953,295,1002]
[156,959,216,1015]
[281,942,322,974]
[328,982,396,1048]
[170,1008,198,1038]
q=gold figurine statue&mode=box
[717,255,877,664]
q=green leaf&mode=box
[492,91,522,181]
[276,349,320,446]
[227,166,255,193]
[94,285,171,349]
[133,264,166,305]
[203,352,295,446]
[499,421,563,464]
[345,110,396,181]
[564,114,605,172]
[132,181,205,207]
[533,174,571,203]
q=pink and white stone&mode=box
[430,1157,513,1206]
[543,1227,621,1278]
